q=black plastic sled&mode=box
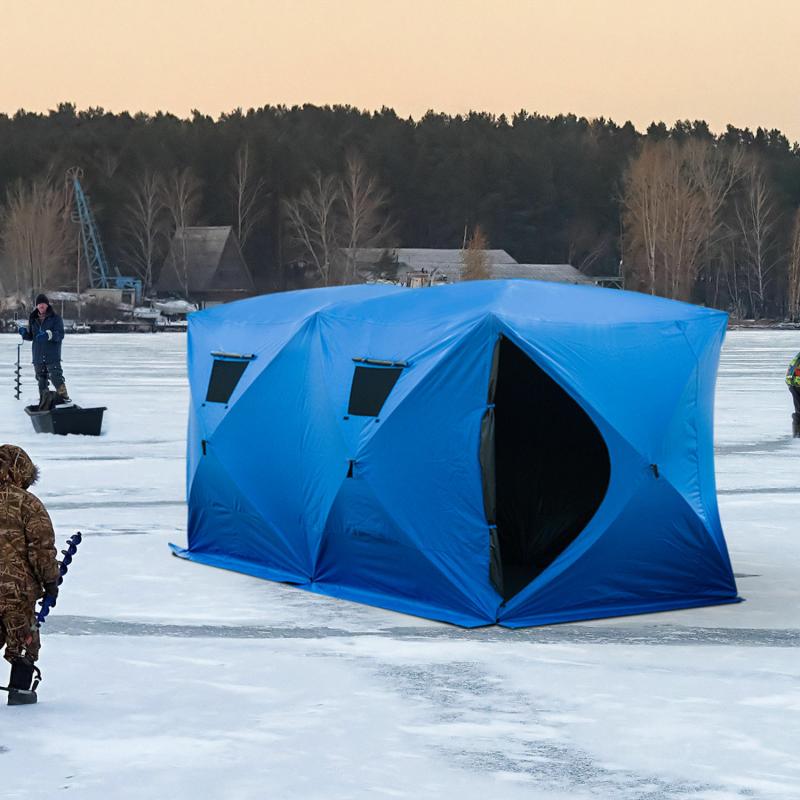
[25,404,107,436]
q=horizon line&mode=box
[3,101,797,146]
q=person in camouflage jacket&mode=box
[0,445,60,704]
[786,352,800,437]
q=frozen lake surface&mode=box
[0,330,798,799]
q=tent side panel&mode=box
[185,453,311,580]
[314,479,494,626]
[330,318,503,622]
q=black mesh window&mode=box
[348,366,403,416]
[206,359,250,404]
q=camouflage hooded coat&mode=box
[0,445,60,604]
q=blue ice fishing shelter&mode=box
[171,280,740,627]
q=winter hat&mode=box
[35,293,49,306]
[0,444,39,489]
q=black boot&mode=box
[7,659,40,706]
[793,413,800,438]
[56,384,72,404]
[38,390,58,411]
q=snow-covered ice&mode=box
[0,330,798,799]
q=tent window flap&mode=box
[348,365,403,416]
[206,359,251,404]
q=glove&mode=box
[36,330,52,341]
[18,325,27,337]
[43,580,59,604]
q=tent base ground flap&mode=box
[170,544,496,627]
[169,544,310,587]
[498,594,744,628]
[171,544,742,629]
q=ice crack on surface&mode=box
[45,616,800,646]
[374,661,727,800]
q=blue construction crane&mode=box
[67,167,142,303]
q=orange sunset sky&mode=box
[2,0,799,140]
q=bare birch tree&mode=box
[622,142,669,293]
[723,237,748,320]
[623,139,742,302]
[734,159,779,318]
[229,142,267,250]
[787,209,800,322]
[162,167,202,298]
[0,176,73,298]
[340,152,394,282]
[283,172,342,286]
[461,225,492,280]
[688,140,745,302]
[120,170,168,293]
[659,149,706,300]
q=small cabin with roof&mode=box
[156,226,255,307]
[347,248,593,286]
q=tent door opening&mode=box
[484,336,611,601]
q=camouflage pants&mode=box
[34,361,65,395]
[0,602,40,664]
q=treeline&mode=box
[1,103,799,317]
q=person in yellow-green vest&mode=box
[786,352,800,437]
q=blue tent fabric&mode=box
[171,280,740,627]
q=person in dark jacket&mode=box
[0,445,60,705]
[18,294,70,403]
